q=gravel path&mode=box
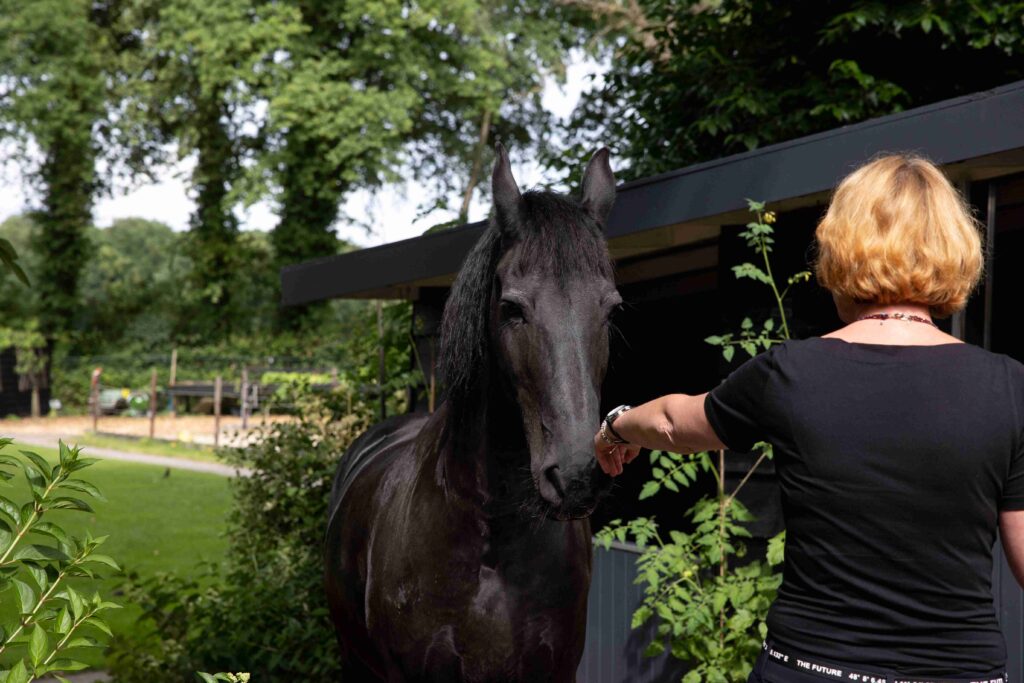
[38,673,110,683]
[13,433,251,478]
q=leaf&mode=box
[0,496,20,524]
[32,522,68,545]
[639,481,660,500]
[23,563,47,592]
[83,554,120,571]
[55,480,105,501]
[642,639,665,658]
[64,635,101,649]
[767,530,786,566]
[55,606,72,635]
[44,659,89,672]
[63,585,84,620]
[48,497,93,513]
[722,346,735,362]
[4,659,30,683]
[28,625,47,668]
[19,451,52,484]
[197,674,218,683]
[15,544,69,562]
[83,616,112,637]
[13,577,36,615]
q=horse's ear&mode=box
[492,142,522,236]
[581,147,616,227]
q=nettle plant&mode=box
[0,438,119,683]
[597,201,810,682]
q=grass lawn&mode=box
[74,431,221,464]
[0,440,232,670]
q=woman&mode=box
[593,154,1024,681]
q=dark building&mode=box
[284,81,1024,680]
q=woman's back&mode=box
[705,336,1024,673]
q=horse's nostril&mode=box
[544,465,566,500]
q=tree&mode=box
[121,0,304,338]
[0,0,118,339]
[555,0,1024,181]
[75,218,190,353]
[265,0,585,329]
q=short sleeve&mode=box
[999,357,1024,510]
[1001,445,1024,510]
[703,346,777,454]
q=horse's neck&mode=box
[424,387,530,516]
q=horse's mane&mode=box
[417,190,613,458]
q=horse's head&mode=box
[486,144,620,520]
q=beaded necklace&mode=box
[856,312,938,328]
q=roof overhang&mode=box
[281,80,1024,305]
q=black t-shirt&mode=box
[703,337,1024,674]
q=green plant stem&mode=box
[757,212,791,340]
[725,449,770,508]
[0,557,78,656]
[718,447,726,651]
[42,606,98,668]
[0,471,63,566]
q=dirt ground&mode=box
[0,413,297,446]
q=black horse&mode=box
[325,144,622,682]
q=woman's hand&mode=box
[593,431,641,476]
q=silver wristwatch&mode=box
[602,404,633,445]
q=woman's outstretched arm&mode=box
[592,392,727,476]
[1000,510,1024,589]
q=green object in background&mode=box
[126,392,149,417]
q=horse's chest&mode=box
[374,561,582,681]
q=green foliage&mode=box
[0,0,120,338]
[0,439,120,682]
[556,0,1024,181]
[197,674,249,683]
[0,239,28,288]
[597,202,804,680]
[107,385,372,681]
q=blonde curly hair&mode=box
[814,154,985,318]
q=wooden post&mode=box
[240,366,249,431]
[168,347,178,416]
[377,300,386,421]
[90,367,102,433]
[148,368,158,439]
[428,338,436,414]
[213,375,222,448]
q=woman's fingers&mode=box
[593,432,639,476]
[594,432,615,475]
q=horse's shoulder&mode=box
[329,411,432,516]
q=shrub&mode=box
[107,385,371,681]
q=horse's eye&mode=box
[500,300,525,325]
[605,302,624,324]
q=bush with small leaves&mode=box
[0,438,120,683]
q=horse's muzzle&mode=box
[539,456,612,520]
